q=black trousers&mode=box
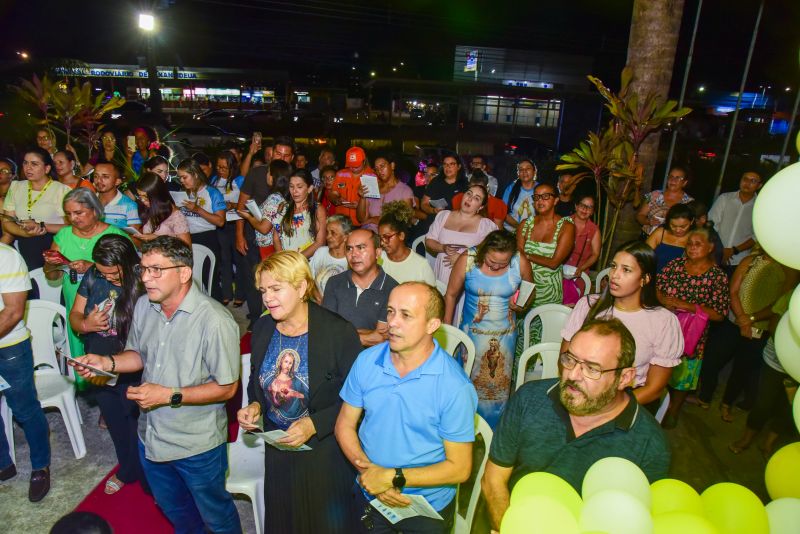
[746,363,795,435]
[698,319,766,406]
[190,229,223,302]
[351,484,456,534]
[216,223,248,301]
[95,379,148,491]
[241,227,264,328]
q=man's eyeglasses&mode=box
[133,264,184,278]
[559,351,627,380]
[533,193,556,201]
[379,231,398,243]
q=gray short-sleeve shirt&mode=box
[127,285,240,462]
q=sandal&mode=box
[233,300,245,308]
[720,404,734,423]
[222,299,231,306]
[104,475,124,495]
[728,442,749,454]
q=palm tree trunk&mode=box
[613,0,685,251]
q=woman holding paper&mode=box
[133,172,191,246]
[443,230,533,427]
[44,188,129,360]
[236,251,361,533]
[355,152,413,233]
[68,235,147,494]
[1,148,70,269]
[210,151,248,306]
[425,183,497,286]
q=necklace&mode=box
[27,179,53,214]
[613,301,641,312]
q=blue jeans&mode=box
[138,441,241,534]
[0,338,50,470]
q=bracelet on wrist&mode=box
[109,354,116,373]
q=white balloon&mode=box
[765,497,800,534]
[580,489,653,534]
[582,456,651,508]
[789,285,800,337]
[752,162,800,269]
[775,314,800,382]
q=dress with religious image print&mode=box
[259,331,310,429]
[460,248,521,427]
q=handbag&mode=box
[675,304,709,358]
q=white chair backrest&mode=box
[594,267,611,294]
[435,279,447,296]
[515,342,562,391]
[25,300,70,372]
[463,414,493,530]
[521,303,571,350]
[29,268,64,304]
[655,391,670,424]
[434,324,476,377]
[240,353,252,408]
[411,235,436,270]
[192,244,215,295]
[579,271,592,296]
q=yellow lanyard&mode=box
[27,179,53,214]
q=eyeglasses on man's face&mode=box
[559,351,627,380]
[533,193,556,201]
[133,264,185,278]
[379,231,398,243]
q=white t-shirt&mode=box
[179,186,227,234]
[380,250,436,285]
[309,246,348,295]
[0,244,32,348]
[4,179,70,223]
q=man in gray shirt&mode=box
[74,236,241,533]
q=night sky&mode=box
[2,0,798,93]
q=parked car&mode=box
[162,124,247,149]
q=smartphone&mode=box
[751,327,763,339]
[253,132,262,145]
[126,135,136,152]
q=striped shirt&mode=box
[0,244,32,347]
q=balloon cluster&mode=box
[501,457,800,533]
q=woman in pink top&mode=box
[133,171,191,246]
[563,193,600,297]
[560,241,683,408]
[425,184,498,286]
[356,152,413,232]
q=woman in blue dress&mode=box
[444,230,533,427]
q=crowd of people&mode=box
[0,127,797,534]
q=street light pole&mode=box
[139,13,163,122]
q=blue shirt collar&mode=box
[377,339,446,379]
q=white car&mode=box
[162,125,246,148]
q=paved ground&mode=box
[0,301,794,533]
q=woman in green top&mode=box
[514,182,574,357]
[44,188,129,359]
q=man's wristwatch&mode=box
[392,468,406,491]
[732,246,740,255]
[749,314,756,323]
[170,387,183,407]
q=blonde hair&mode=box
[254,250,317,301]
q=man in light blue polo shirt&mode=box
[336,282,478,533]
[94,162,142,231]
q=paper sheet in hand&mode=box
[369,494,443,524]
[0,375,10,392]
[244,199,263,221]
[64,355,116,378]
[253,429,311,451]
[429,198,448,209]
[360,174,381,199]
[122,226,141,236]
[169,191,189,206]
[225,210,242,221]
[514,280,535,307]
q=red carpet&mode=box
[75,466,173,533]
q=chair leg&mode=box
[252,481,265,534]
[60,395,87,459]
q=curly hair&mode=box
[379,200,415,237]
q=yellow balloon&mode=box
[653,512,719,534]
[650,479,703,516]
[579,489,653,534]
[511,472,583,519]
[774,314,800,382]
[789,285,800,338]
[752,162,800,269]
[501,495,578,534]
[765,442,800,499]
[700,482,768,534]
[796,130,800,155]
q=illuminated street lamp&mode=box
[16,51,29,60]
[139,13,155,31]
[370,71,376,77]
[698,85,706,93]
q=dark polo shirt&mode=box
[490,378,670,492]
[322,268,398,331]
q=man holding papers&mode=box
[330,146,375,225]
[336,282,478,533]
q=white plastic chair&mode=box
[1,396,13,465]
[225,353,266,534]
[579,271,592,296]
[29,268,64,304]
[434,324,476,377]
[655,391,671,424]
[594,267,611,294]
[521,303,571,350]
[515,342,562,391]
[412,235,436,271]
[454,414,493,534]
[192,244,215,296]
[26,300,86,459]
